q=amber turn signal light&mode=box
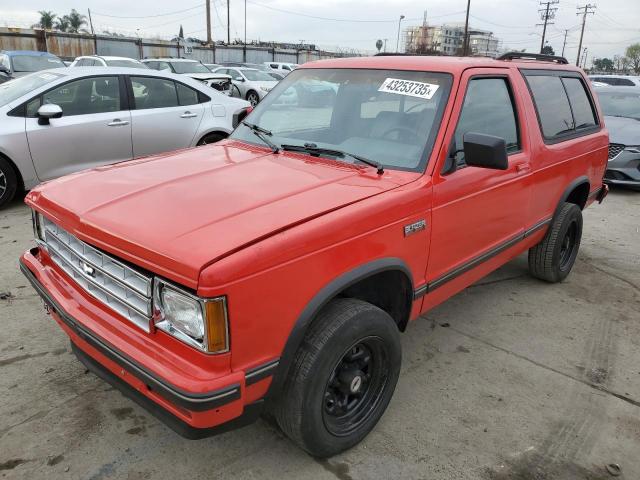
[205,299,229,353]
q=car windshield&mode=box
[0,71,64,107]
[106,59,147,68]
[231,68,452,172]
[598,91,640,119]
[172,62,210,74]
[12,55,65,72]
[241,69,276,81]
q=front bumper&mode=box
[604,150,640,189]
[20,249,277,438]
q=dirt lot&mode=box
[1,189,639,480]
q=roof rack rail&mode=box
[497,52,568,64]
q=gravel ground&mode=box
[0,188,638,480]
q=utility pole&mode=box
[580,46,588,68]
[205,0,212,45]
[383,38,388,52]
[227,0,230,44]
[575,4,595,66]
[537,1,559,54]
[396,15,405,52]
[244,0,247,46]
[462,0,471,56]
[561,28,569,57]
[87,8,95,36]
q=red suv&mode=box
[20,52,608,457]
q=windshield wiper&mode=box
[281,143,384,175]
[242,121,280,153]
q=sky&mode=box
[1,0,639,64]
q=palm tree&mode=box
[64,9,87,34]
[55,17,70,32]
[32,10,57,30]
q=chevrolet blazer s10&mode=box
[20,52,608,457]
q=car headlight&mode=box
[31,210,46,242]
[260,86,271,92]
[153,279,229,353]
[624,146,640,154]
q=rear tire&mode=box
[528,202,583,283]
[0,157,18,208]
[274,298,401,457]
[246,91,260,106]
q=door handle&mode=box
[516,164,531,174]
[180,111,198,118]
[108,119,129,127]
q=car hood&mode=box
[248,80,278,90]
[605,115,640,145]
[185,73,231,81]
[27,141,412,288]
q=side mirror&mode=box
[462,132,508,170]
[37,104,63,125]
[235,76,245,82]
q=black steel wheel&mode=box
[274,298,401,457]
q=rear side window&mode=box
[176,82,198,106]
[616,78,635,86]
[561,77,596,128]
[131,76,178,109]
[525,72,598,141]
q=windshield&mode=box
[106,59,147,68]
[12,55,65,72]
[598,91,640,119]
[0,71,64,107]
[241,69,276,82]
[231,68,452,172]
[172,62,210,74]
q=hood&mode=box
[605,115,640,146]
[28,141,412,288]
[185,73,231,81]
[248,80,278,90]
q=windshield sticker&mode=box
[378,78,439,99]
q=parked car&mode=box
[142,58,233,96]
[70,55,148,68]
[589,74,640,87]
[264,61,298,74]
[220,62,287,80]
[0,67,250,206]
[0,51,65,83]
[204,63,222,71]
[594,86,640,189]
[213,66,277,105]
[20,53,608,458]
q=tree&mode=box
[32,10,56,30]
[541,45,555,56]
[55,16,70,32]
[626,43,640,74]
[593,57,614,72]
[64,9,87,34]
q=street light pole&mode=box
[396,15,405,52]
[462,0,471,55]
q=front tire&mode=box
[528,202,583,283]
[0,157,18,208]
[246,91,260,107]
[274,298,401,457]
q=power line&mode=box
[245,0,396,23]
[92,4,204,19]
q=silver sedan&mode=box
[213,67,278,106]
[0,67,250,207]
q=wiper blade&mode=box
[281,143,384,175]
[242,121,280,153]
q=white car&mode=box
[213,67,278,106]
[588,75,640,87]
[142,58,233,96]
[70,55,148,68]
[264,62,299,74]
[0,67,250,207]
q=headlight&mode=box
[260,86,271,92]
[624,146,640,154]
[31,210,46,242]
[153,279,229,353]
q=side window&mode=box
[145,62,158,70]
[0,55,9,69]
[176,82,199,106]
[40,76,121,116]
[525,75,574,138]
[452,77,520,167]
[157,62,172,72]
[130,76,178,109]
[228,69,240,79]
[617,78,635,86]
[561,77,597,128]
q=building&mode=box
[404,23,500,57]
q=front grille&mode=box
[40,217,153,332]
[608,143,625,160]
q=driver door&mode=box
[424,68,532,308]
[25,75,133,181]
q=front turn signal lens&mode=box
[205,298,229,353]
